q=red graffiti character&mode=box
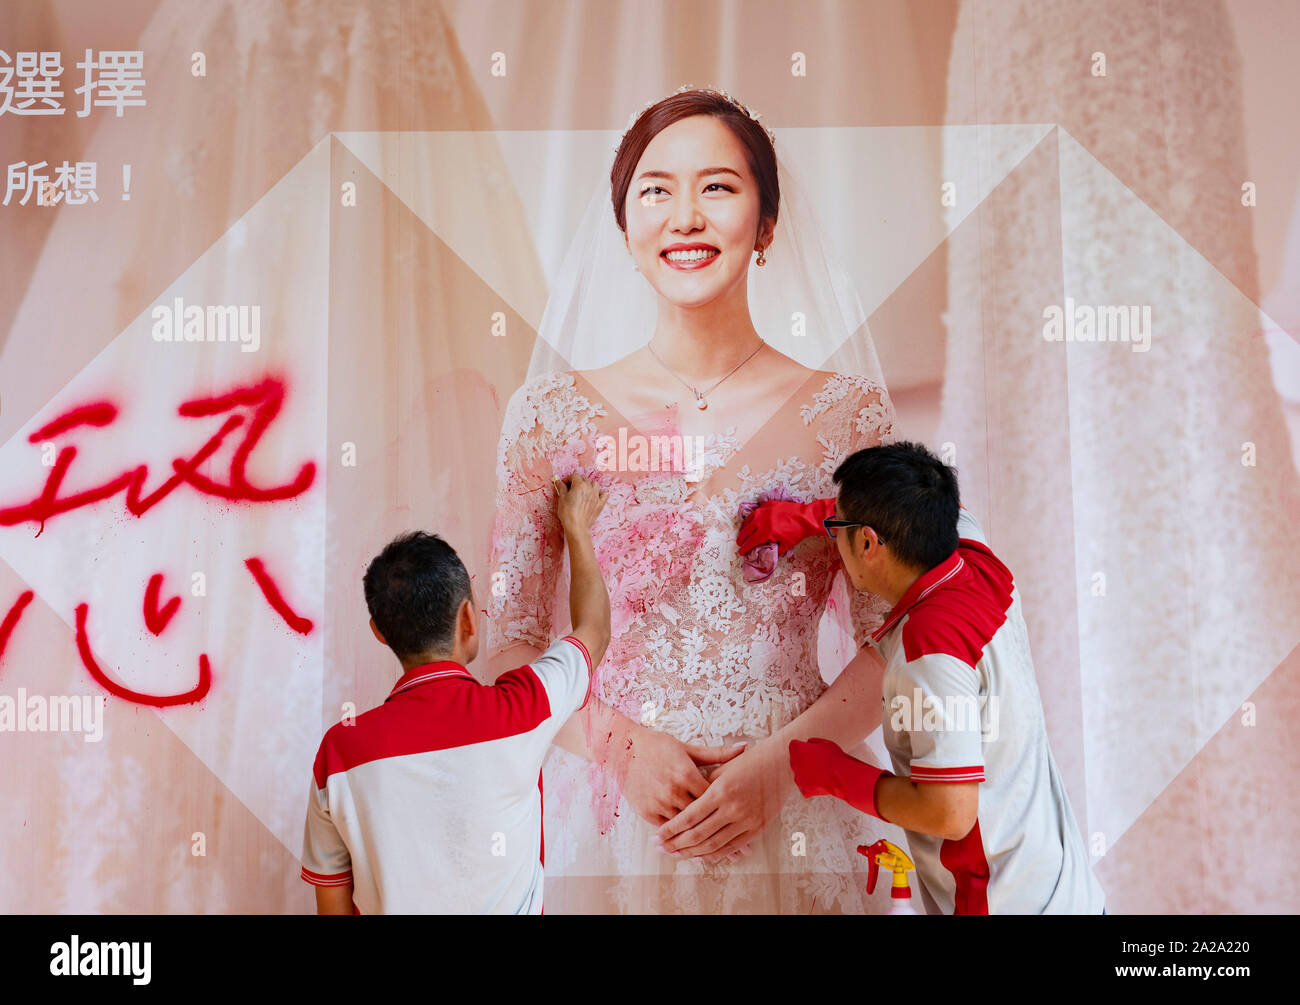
[0,376,315,536]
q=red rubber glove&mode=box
[736,497,835,556]
[788,737,894,822]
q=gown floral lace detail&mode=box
[488,369,897,913]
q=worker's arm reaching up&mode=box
[554,473,611,671]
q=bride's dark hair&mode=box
[610,87,779,240]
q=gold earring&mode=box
[756,244,767,267]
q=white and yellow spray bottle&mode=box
[859,839,918,915]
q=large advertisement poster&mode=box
[1,0,1297,920]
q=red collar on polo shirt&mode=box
[870,548,967,644]
[386,661,477,701]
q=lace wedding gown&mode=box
[487,366,898,913]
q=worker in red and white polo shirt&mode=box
[738,441,1105,914]
[300,473,610,914]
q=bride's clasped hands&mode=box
[651,729,798,864]
[604,718,747,827]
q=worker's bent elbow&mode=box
[574,624,611,669]
[591,627,611,667]
[940,806,980,842]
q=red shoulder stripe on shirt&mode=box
[901,545,1015,668]
[313,665,554,786]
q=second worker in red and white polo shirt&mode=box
[299,473,611,914]
[738,440,1105,914]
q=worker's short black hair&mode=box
[363,531,471,661]
[832,441,961,571]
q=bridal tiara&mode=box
[611,83,777,154]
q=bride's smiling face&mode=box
[624,114,772,308]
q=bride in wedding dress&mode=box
[485,87,898,913]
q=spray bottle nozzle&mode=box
[857,839,916,900]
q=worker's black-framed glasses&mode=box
[823,517,882,544]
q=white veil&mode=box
[525,140,889,386]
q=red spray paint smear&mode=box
[244,556,314,634]
[75,602,212,707]
[27,402,118,441]
[175,377,315,503]
[142,573,181,635]
[0,590,35,669]
[0,376,315,536]
[126,415,243,516]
